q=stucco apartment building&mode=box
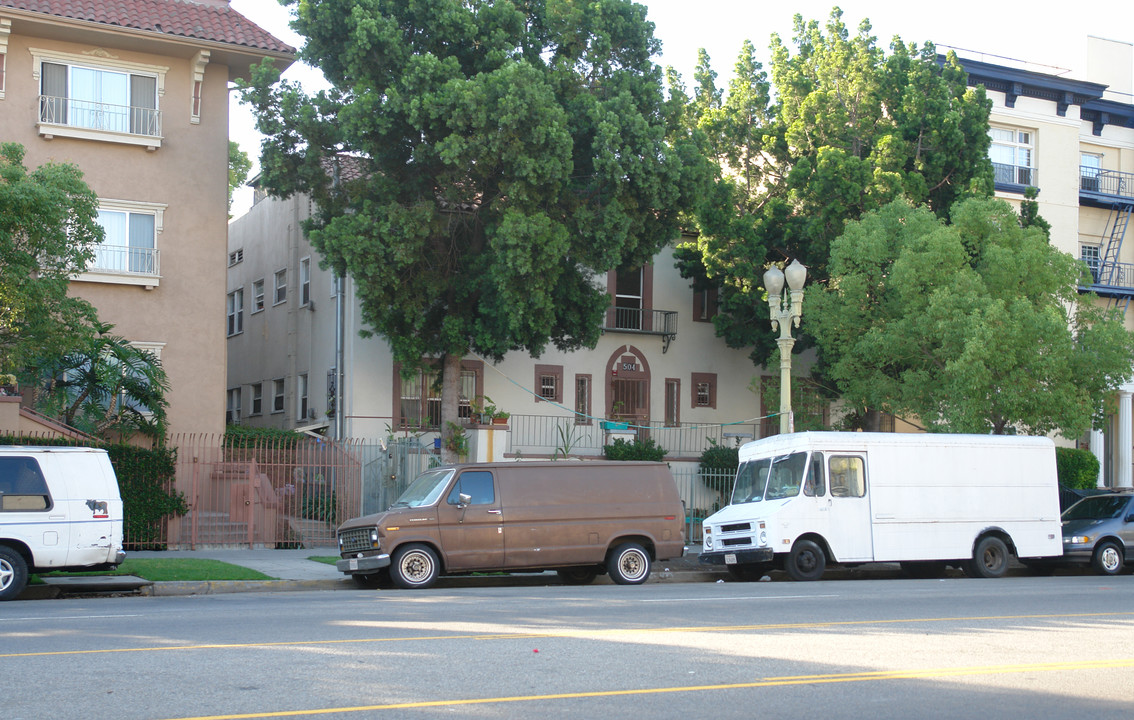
[951,37,1134,487]
[0,0,293,436]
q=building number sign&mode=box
[621,362,637,372]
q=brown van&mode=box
[335,461,686,589]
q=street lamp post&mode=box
[763,259,808,435]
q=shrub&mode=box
[1056,447,1099,490]
[698,439,739,473]
[602,437,667,462]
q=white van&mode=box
[700,432,1062,580]
[0,447,125,600]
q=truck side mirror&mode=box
[1125,513,1134,523]
[459,492,472,508]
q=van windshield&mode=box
[731,451,808,504]
[390,469,454,509]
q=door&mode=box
[436,470,504,571]
[609,349,650,436]
[822,453,873,562]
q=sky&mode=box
[227,0,1134,217]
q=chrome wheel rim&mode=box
[0,559,13,592]
[1100,546,1121,573]
[400,551,433,584]
[618,549,647,581]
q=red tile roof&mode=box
[0,0,296,54]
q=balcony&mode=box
[603,307,678,352]
[38,95,162,149]
[992,162,1036,191]
[76,245,161,288]
[1079,166,1134,204]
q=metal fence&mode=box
[508,413,760,459]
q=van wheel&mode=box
[964,536,1009,578]
[0,546,29,601]
[785,540,826,581]
[557,567,599,585]
[607,543,651,585]
[1092,541,1124,575]
[389,544,440,589]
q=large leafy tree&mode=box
[242,0,705,459]
[809,197,1134,437]
[0,142,100,376]
[673,9,993,371]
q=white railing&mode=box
[87,245,160,276]
[39,95,162,137]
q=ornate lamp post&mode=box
[763,259,808,434]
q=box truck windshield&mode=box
[733,451,808,503]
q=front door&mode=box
[436,470,504,571]
[609,349,650,437]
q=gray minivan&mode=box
[1060,490,1134,575]
[336,461,686,589]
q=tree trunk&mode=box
[439,353,463,464]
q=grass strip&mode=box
[36,558,275,582]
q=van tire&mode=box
[607,543,651,584]
[964,536,1009,578]
[785,540,826,581]
[0,546,29,601]
[1092,541,1124,575]
[557,567,599,585]
[389,544,440,589]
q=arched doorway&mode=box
[604,345,651,435]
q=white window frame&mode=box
[250,382,263,416]
[227,288,244,337]
[228,249,243,267]
[989,125,1035,187]
[30,47,167,149]
[0,19,10,100]
[297,373,309,421]
[274,269,287,305]
[251,279,265,313]
[272,378,285,414]
[226,388,241,425]
[300,257,311,307]
[73,199,165,288]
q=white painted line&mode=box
[640,594,839,602]
[0,614,144,623]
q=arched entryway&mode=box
[604,345,651,434]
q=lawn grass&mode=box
[37,558,274,582]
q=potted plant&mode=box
[483,397,509,425]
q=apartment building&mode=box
[0,0,294,436]
[954,37,1134,487]
[226,183,775,460]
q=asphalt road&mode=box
[3,574,1132,719]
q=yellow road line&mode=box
[165,658,1134,720]
[2,610,1131,659]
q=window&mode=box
[81,200,165,280]
[989,126,1034,187]
[1081,244,1101,278]
[0,456,52,512]
[447,471,495,506]
[226,289,244,336]
[300,257,311,307]
[298,373,309,421]
[829,456,866,498]
[32,48,166,147]
[274,269,287,305]
[534,365,563,403]
[804,452,826,497]
[226,388,241,425]
[1081,153,1102,192]
[691,372,717,409]
[395,361,483,429]
[250,383,263,416]
[272,379,285,413]
[0,19,9,100]
[665,379,680,426]
[574,374,592,425]
[228,249,243,267]
[252,279,265,313]
[614,266,644,329]
[693,287,718,323]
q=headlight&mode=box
[1065,535,1092,544]
[370,529,380,548]
[759,530,768,546]
[703,532,712,549]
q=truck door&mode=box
[436,470,504,571]
[0,454,70,569]
[823,454,873,562]
[54,452,118,567]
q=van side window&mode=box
[828,456,865,498]
[0,456,52,511]
[804,452,825,497]
[447,471,495,506]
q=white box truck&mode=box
[699,432,1062,580]
[1,447,125,600]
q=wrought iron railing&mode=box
[38,95,162,137]
[991,161,1036,187]
[603,307,678,335]
[86,245,161,277]
[1080,166,1134,199]
[507,413,761,459]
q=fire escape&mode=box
[1081,167,1134,313]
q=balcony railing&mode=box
[1080,167,1134,200]
[86,245,161,277]
[992,162,1036,188]
[603,307,678,351]
[38,95,162,137]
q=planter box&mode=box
[601,420,630,431]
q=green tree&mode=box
[674,9,993,371]
[0,142,101,375]
[228,140,252,214]
[809,197,1134,437]
[242,0,706,460]
[30,321,171,444]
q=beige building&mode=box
[955,37,1134,487]
[0,0,294,436]
[227,184,777,462]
